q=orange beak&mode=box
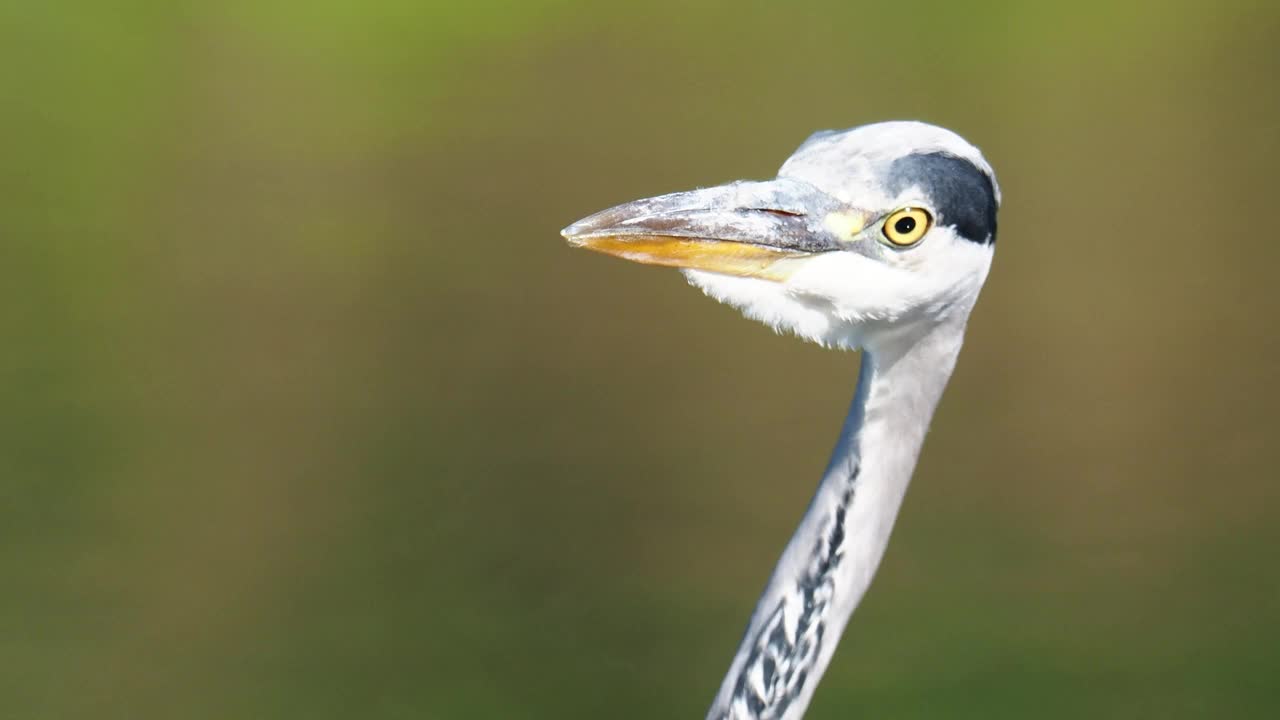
[562,178,867,280]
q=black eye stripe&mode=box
[885,153,998,245]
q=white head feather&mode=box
[683,121,999,352]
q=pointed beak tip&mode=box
[561,224,588,246]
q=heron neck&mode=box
[707,320,966,720]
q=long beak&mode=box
[561,178,868,280]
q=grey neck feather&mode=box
[706,319,967,720]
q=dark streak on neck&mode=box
[723,461,860,719]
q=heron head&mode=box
[562,121,1000,351]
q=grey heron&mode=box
[562,121,1000,720]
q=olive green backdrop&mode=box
[3,1,1278,718]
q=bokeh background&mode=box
[4,1,1279,718]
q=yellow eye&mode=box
[881,208,932,247]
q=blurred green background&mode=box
[3,1,1279,718]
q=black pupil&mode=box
[893,216,917,235]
